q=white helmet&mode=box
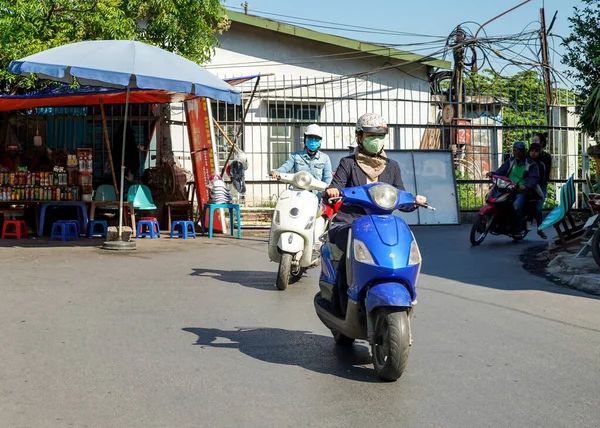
[355,113,389,136]
[304,124,323,139]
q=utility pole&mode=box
[540,8,553,143]
[452,26,465,121]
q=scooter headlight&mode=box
[293,171,312,190]
[368,184,399,210]
[274,210,280,225]
[353,239,376,265]
[408,239,421,266]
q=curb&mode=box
[546,254,600,296]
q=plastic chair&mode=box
[94,184,118,202]
[2,220,27,239]
[170,220,197,239]
[87,220,108,238]
[127,184,157,211]
[50,221,79,241]
[201,203,241,239]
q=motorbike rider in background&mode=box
[487,141,540,236]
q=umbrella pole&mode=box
[118,87,131,240]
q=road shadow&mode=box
[414,226,600,300]
[182,326,379,382]
[0,237,103,248]
[190,268,279,291]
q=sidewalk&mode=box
[522,240,600,296]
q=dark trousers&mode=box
[534,186,548,226]
[328,224,351,317]
[513,192,528,232]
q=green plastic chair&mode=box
[539,175,575,231]
[94,184,118,202]
[127,184,157,210]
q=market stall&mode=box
[1,40,241,242]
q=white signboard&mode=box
[322,149,460,226]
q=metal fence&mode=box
[207,74,589,225]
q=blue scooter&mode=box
[314,183,433,381]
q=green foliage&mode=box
[0,0,228,94]
[563,0,600,137]
[464,70,552,151]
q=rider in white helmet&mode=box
[271,123,332,186]
[324,113,426,317]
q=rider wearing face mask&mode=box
[271,124,333,187]
[324,113,426,317]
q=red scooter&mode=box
[470,175,537,245]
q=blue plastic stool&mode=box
[55,219,80,235]
[50,221,79,241]
[201,203,241,239]
[137,219,160,238]
[87,220,108,238]
[170,220,197,239]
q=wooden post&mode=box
[99,99,119,197]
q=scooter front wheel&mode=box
[470,213,492,246]
[276,253,292,290]
[372,308,410,382]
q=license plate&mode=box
[584,214,599,229]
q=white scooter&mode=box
[268,171,328,290]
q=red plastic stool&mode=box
[140,217,159,233]
[2,220,28,239]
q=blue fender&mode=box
[366,282,413,312]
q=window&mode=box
[267,103,321,171]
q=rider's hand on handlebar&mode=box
[518,185,527,191]
[326,188,340,198]
[271,171,281,180]
[485,171,493,178]
[416,195,427,205]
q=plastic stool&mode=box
[2,219,27,239]
[170,220,197,239]
[137,219,160,238]
[87,220,108,238]
[50,221,79,241]
[201,203,241,239]
[55,219,81,236]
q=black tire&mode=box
[592,229,600,268]
[276,253,292,290]
[371,308,410,382]
[333,331,355,346]
[470,214,491,246]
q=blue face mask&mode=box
[305,139,321,152]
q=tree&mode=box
[563,0,600,137]
[0,0,229,95]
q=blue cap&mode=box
[513,141,526,152]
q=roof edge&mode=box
[226,10,451,70]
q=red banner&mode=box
[184,98,223,233]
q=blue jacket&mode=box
[275,150,333,184]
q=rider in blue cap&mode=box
[271,124,333,188]
[488,141,540,234]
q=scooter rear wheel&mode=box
[276,253,292,290]
[470,214,492,246]
[372,308,410,382]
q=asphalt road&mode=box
[1,227,599,428]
